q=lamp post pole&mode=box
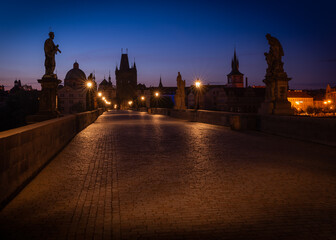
[195,79,201,110]
[154,91,160,108]
[86,81,93,110]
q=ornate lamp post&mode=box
[195,79,202,110]
[154,92,160,106]
[86,81,93,110]
[140,96,145,108]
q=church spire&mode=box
[108,71,111,83]
[158,75,163,88]
[227,48,244,88]
[231,48,239,72]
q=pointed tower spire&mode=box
[108,71,112,84]
[231,48,239,72]
[133,57,136,69]
[227,48,244,88]
[159,75,163,88]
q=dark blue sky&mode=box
[1,0,335,90]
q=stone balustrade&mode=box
[0,109,104,208]
[149,108,336,147]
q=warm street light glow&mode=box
[195,79,201,88]
[295,101,300,105]
[86,81,92,88]
[102,97,106,100]
[114,104,117,109]
[324,101,327,104]
[155,92,159,97]
[98,92,102,97]
[141,96,145,101]
[327,100,332,103]
[128,101,133,105]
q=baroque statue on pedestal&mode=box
[174,72,186,110]
[259,33,293,115]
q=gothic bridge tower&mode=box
[115,50,137,108]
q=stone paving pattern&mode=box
[1,111,336,239]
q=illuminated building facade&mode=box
[287,90,314,111]
[326,84,336,105]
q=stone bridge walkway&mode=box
[1,111,336,239]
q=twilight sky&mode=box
[0,0,335,90]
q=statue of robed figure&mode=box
[44,31,61,77]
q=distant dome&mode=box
[65,62,86,81]
[64,62,87,88]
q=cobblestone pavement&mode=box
[1,111,336,240]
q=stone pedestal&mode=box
[259,74,293,116]
[26,75,61,123]
[273,101,293,115]
[38,75,61,115]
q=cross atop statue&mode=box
[44,31,61,78]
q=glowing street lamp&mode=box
[98,92,102,97]
[155,92,159,97]
[195,79,201,88]
[128,100,133,106]
[86,81,93,88]
[102,96,106,101]
[141,96,145,101]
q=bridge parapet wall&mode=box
[150,108,257,130]
[259,115,336,147]
[0,109,104,208]
[150,108,336,147]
